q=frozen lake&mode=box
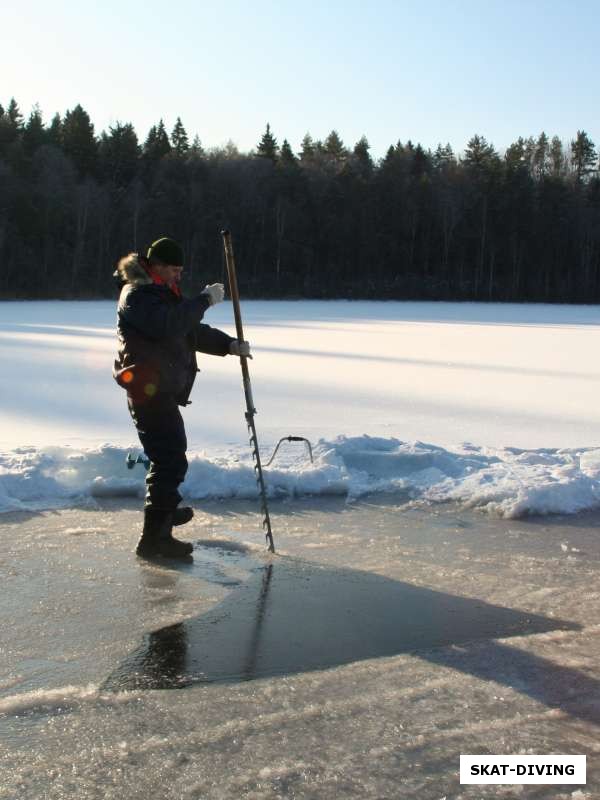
[2,299,600,452]
[1,300,600,798]
[2,300,600,517]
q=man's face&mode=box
[153,264,183,284]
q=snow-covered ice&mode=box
[3,436,600,519]
[2,300,600,517]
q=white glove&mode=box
[229,339,252,358]
[201,283,225,306]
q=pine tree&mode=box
[522,136,536,173]
[462,134,499,170]
[549,136,564,177]
[257,123,278,160]
[505,137,527,172]
[171,117,189,156]
[571,130,596,181]
[433,143,455,170]
[62,104,98,175]
[533,132,549,179]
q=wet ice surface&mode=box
[105,559,573,692]
[1,497,600,799]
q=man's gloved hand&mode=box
[229,340,252,358]
[201,283,225,306]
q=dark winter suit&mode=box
[114,255,234,510]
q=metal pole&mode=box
[221,230,275,553]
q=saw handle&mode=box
[221,229,255,414]
[221,230,245,343]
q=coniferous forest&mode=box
[1,97,599,301]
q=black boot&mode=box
[172,506,194,527]
[136,508,193,559]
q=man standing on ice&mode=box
[113,236,250,559]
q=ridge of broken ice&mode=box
[1,435,600,519]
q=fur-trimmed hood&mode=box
[114,253,152,287]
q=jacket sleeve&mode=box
[194,324,235,356]
[120,286,211,340]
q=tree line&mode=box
[1,97,599,302]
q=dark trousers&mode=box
[127,393,188,510]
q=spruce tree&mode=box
[47,113,63,148]
[323,130,347,163]
[99,121,140,185]
[382,144,397,167]
[257,123,279,160]
[155,119,171,155]
[353,135,373,173]
[62,104,98,175]
[6,98,23,127]
[23,105,46,156]
[190,135,205,158]
[411,143,431,177]
[143,119,171,162]
[171,117,189,156]
[144,125,158,151]
[299,133,315,161]
[280,138,297,167]
[0,97,23,155]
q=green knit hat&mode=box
[147,237,184,266]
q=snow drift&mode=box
[2,435,600,518]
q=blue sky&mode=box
[3,0,598,159]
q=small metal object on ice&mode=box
[265,436,314,467]
[126,452,150,471]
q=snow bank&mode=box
[2,436,600,518]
